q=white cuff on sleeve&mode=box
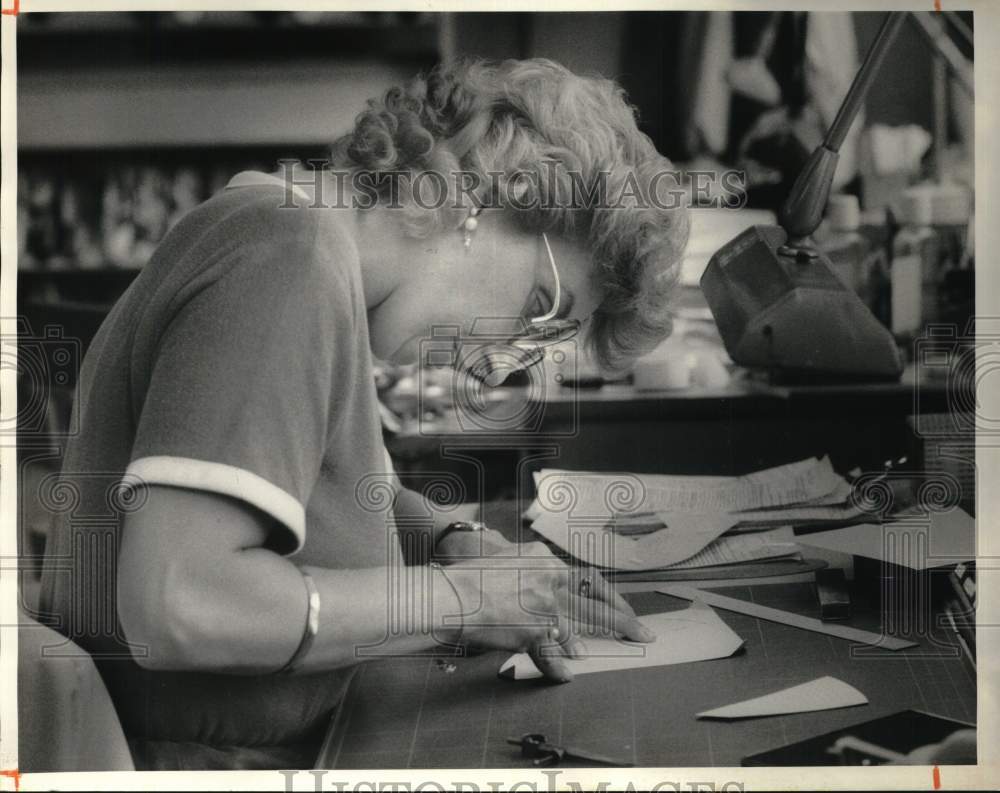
[125,455,305,554]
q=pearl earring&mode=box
[462,206,480,251]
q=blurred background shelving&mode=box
[16,10,448,308]
[18,11,442,149]
[16,10,973,321]
[17,11,440,65]
[15,11,631,299]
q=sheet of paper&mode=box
[737,477,855,509]
[696,676,868,720]
[526,457,844,521]
[727,479,863,527]
[498,600,744,680]
[794,507,975,570]
[530,510,739,570]
[659,585,918,650]
[665,529,800,569]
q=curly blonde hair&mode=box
[331,58,689,371]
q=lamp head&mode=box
[700,224,903,380]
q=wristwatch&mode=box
[435,520,488,549]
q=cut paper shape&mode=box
[498,600,743,681]
[530,510,739,571]
[697,676,868,719]
[795,507,975,570]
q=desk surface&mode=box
[523,364,949,424]
[322,584,976,769]
[389,366,949,452]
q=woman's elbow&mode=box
[117,560,212,672]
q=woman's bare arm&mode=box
[117,484,650,679]
[117,485,460,675]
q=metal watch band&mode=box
[434,520,487,552]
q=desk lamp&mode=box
[701,12,906,381]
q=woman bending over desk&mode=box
[38,58,689,770]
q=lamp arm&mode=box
[778,12,906,241]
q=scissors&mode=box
[506,733,634,767]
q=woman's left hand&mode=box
[436,529,649,643]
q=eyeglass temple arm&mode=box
[531,233,561,325]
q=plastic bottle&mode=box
[816,194,872,306]
[891,190,939,339]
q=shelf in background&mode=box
[18,60,417,149]
[16,146,331,172]
[16,10,443,149]
[17,267,141,316]
[18,12,441,69]
[19,267,141,309]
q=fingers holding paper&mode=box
[563,593,655,643]
[527,614,586,684]
[444,547,654,683]
[553,563,654,643]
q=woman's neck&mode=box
[270,165,472,312]
[270,165,406,310]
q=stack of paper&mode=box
[665,527,800,569]
[525,457,855,572]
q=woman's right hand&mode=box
[438,542,654,683]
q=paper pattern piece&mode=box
[529,457,843,518]
[795,507,975,570]
[659,585,918,651]
[697,676,868,720]
[530,510,739,571]
[498,601,744,680]
[525,458,844,571]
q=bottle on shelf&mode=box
[815,194,871,305]
[890,190,939,346]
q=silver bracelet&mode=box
[430,561,465,652]
[277,570,321,675]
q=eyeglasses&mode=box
[531,233,567,324]
[465,233,581,386]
